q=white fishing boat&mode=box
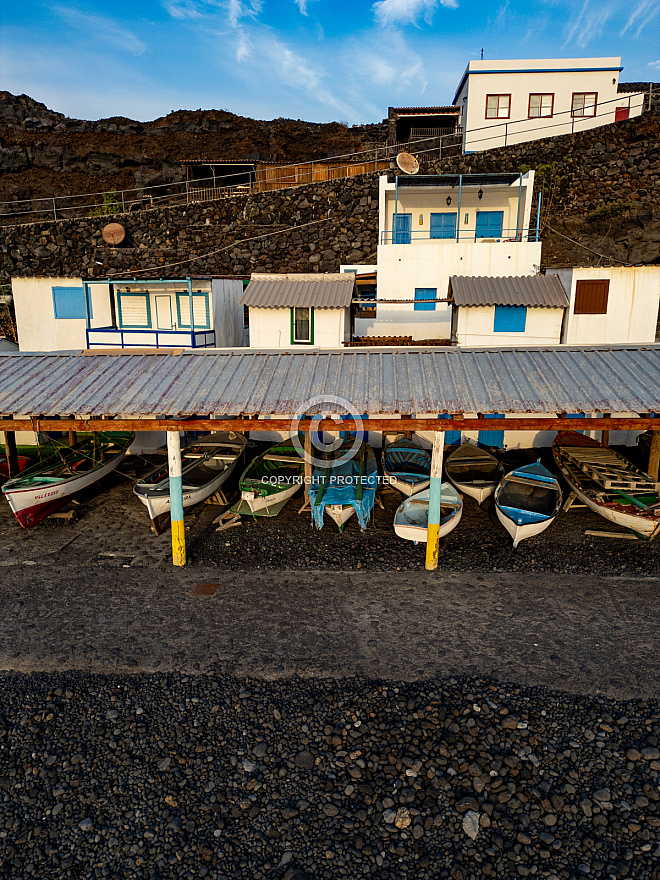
[445,440,504,504]
[553,431,660,540]
[235,439,305,517]
[133,432,247,534]
[309,440,378,531]
[495,461,562,549]
[393,483,463,544]
[2,432,134,529]
[382,435,431,496]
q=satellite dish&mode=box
[396,152,420,175]
[102,222,125,246]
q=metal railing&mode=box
[380,227,540,244]
[85,327,216,349]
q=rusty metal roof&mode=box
[240,274,355,309]
[450,275,569,308]
[1,346,659,418]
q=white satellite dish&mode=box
[396,152,420,175]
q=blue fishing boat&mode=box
[308,440,378,531]
[495,460,562,549]
[382,435,431,496]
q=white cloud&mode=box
[53,6,146,55]
[161,0,204,18]
[295,0,309,13]
[562,0,613,49]
[648,59,660,68]
[620,0,660,38]
[161,0,262,25]
[373,0,458,28]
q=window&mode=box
[485,94,510,119]
[414,288,436,312]
[494,305,527,333]
[291,306,313,344]
[572,92,597,118]
[430,213,457,239]
[528,93,554,118]
[393,213,412,244]
[573,280,609,314]
[478,413,505,449]
[475,211,504,239]
[52,286,91,320]
[117,292,151,328]
[176,292,210,329]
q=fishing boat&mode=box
[0,454,28,485]
[393,483,463,544]
[382,435,431,496]
[309,440,378,530]
[495,461,562,549]
[2,432,134,529]
[445,440,504,504]
[133,432,246,534]
[553,431,660,540]
[232,439,305,517]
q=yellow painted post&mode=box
[425,431,444,571]
[167,430,186,566]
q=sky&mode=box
[2,0,659,124]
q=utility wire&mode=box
[544,224,631,265]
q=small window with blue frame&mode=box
[494,305,527,332]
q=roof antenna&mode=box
[481,48,484,60]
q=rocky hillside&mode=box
[0,92,387,210]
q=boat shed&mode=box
[2,345,659,568]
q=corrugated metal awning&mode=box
[1,346,659,419]
[240,274,355,309]
[450,275,569,308]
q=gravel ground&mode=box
[1,444,658,575]
[0,672,659,880]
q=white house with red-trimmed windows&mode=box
[453,57,646,153]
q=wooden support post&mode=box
[4,431,19,479]
[649,431,660,482]
[68,431,77,447]
[167,430,186,567]
[298,431,312,513]
[601,412,610,448]
[425,431,444,571]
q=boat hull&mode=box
[325,504,356,528]
[3,447,129,529]
[495,505,554,550]
[561,477,660,540]
[393,485,463,544]
[383,472,430,497]
[494,461,561,549]
[447,478,495,505]
[240,482,300,515]
[445,442,503,505]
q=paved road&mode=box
[1,561,658,699]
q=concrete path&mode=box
[1,562,658,699]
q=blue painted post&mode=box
[425,431,444,570]
[167,430,186,566]
[187,277,195,347]
[536,190,542,242]
[515,173,523,241]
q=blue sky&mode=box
[2,0,659,124]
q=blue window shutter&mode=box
[176,292,210,329]
[478,413,505,449]
[475,211,504,238]
[494,305,527,332]
[430,213,457,239]
[414,288,437,312]
[438,413,461,445]
[393,213,412,244]
[52,287,90,320]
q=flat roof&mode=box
[395,173,521,189]
[1,345,658,419]
[450,275,569,308]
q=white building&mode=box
[11,276,245,352]
[449,275,568,347]
[371,171,540,340]
[241,273,354,349]
[453,58,646,153]
[546,266,660,345]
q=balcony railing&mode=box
[85,327,216,350]
[380,227,539,245]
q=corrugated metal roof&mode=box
[240,274,355,309]
[450,275,569,308]
[1,346,659,418]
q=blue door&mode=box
[393,213,412,244]
[567,412,586,435]
[438,413,461,445]
[475,211,504,239]
[430,212,457,239]
[478,413,505,448]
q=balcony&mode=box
[380,227,539,245]
[85,327,216,350]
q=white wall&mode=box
[455,305,564,347]
[552,266,660,345]
[248,307,347,348]
[454,58,645,153]
[12,277,112,352]
[372,239,542,340]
